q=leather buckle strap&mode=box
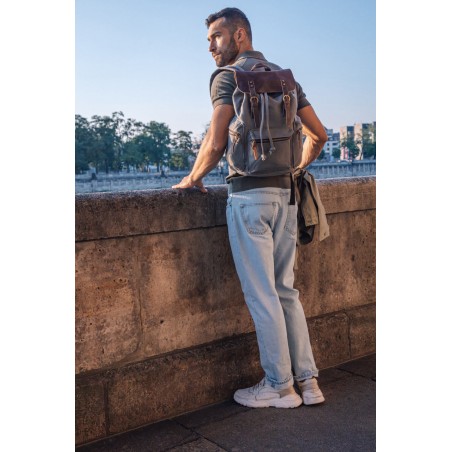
[281,80,292,127]
[248,80,260,128]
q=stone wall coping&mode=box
[76,176,375,242]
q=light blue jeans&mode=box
[226,186,319,390]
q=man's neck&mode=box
[239,44,254,54]
[231,46,255,64]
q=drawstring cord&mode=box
[259,93,265,159]
[258,93,276,161]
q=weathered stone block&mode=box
[137,227,253,358]
[307,313,351,370]
[76,226,256,374]
[348,304,376,358]
[107,335,261,435]
[75,377,106,445]
[295,210,376,318]
[75,239,142,374]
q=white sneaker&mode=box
[298,377,325,405]
[233,378,302,408]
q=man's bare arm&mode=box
[172,104,235,192]
[297,105,328,169]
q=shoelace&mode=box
[252,379,266,392]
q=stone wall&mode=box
[75,176,376,445]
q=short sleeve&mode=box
[296,81,311,110]
[210,70,236,108]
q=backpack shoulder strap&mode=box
[211,65,266,128]
[209,65,244,92]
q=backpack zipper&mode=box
[251,136,290,160]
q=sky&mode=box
[75,0,376,137]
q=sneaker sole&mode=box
[233,393,302,408]
[302,394,325,405]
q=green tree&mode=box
[89,111,139,173]
[170,130,194,170]
[123,138,144,171]
[361,125,376,159]
[340,136,360,160]
[133,121,171,171]
[362,141,376,159]
[332,147,341,159]
[121,119,146,171]
[90,114,119,173]
[75,114,96,174]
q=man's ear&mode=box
[236,28,245,42]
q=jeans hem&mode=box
[265,374,294,390]
[294,370,319,382]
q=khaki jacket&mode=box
[295,169,330,245]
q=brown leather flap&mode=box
[234,69,296,94]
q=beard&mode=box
[215,38,239,67]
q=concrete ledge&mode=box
[75,187,227,241]
[75,177,375,241]
[317,176,376,214]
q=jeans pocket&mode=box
[284,204,298,237]
[240,202,276,235]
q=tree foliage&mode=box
[340,136,360,160]
[361,124,376,159]
[75,115,96,173]
[170,130,195,170]
[332,147,341,159]
[75,113,193,174]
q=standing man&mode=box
[173,7,327,409]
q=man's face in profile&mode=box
[207,18,239,67]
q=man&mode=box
[173,7,328,409]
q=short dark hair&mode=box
[205,7,252,43]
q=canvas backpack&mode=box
[210,62,303,181]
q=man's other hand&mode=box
[172,176,208,193]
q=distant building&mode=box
[354,122,376,159]
[339,126,355,160]
[322,127,340,161]
[340,122,376,160]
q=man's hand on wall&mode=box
[172,176,208,193]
